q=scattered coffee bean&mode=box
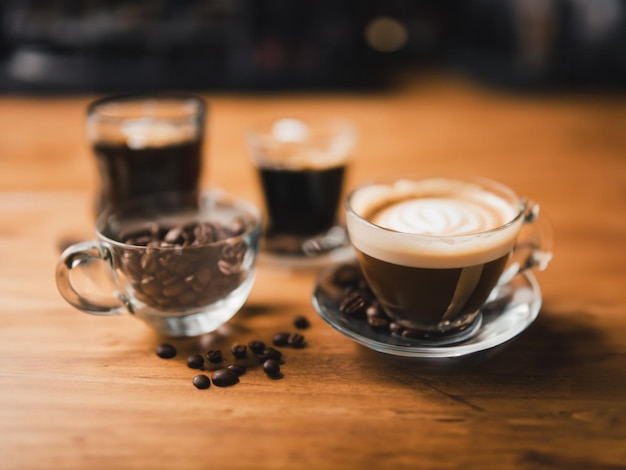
[227,364,247,376]
[207,349,223,364]
[230,344,247,359]
[293,315,310,329]
[248,340,266,355]
[156,343,177,359]
[152,315,317,391]
[212,368,240,387]
[193,374,211,389]
[259,347,282,362]
[263,359,282,378]
[187,354,205,369]
[272,332,290,347]
[287,333,305,348]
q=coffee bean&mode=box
[259,347,282,362]
[401,329,427,339]
[187,354,205,369]
[339,290,368,316]
[263,359,281,377]
[193,374,211,389]
[287,333,305,348]
[164,226,185,244]
[156,343,177,359]
[212,368,240,387]
[193,222,217,245]
[389,322,403,335]
[293,316,310,329]
[207,350,223,364]
[366,303,383,318]
[230,344,247,359]
[367,316,389,330]
[227,364,247,376]
[333,264,406,337]
[117,219,252,312]
[248,340,266,355]
[218,241,246,275]
[272,332,290,347]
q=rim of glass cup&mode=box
[345,175,527,239]
[246,115,357,146]
[94,190,262,250]
[87,92,207,124]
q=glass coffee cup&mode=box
[345,176,552,345]
[55,190,261,337]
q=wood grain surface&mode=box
[1,74,625,470]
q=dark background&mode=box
[1,0,625,94]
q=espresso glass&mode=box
[345,176,552,344]
[246,116,357,259]
[86,93,207,215]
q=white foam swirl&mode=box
[372,198,503,236]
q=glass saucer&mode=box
[259,226,356,270]
[312,265,542,358]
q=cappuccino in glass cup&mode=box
[346,176,552,344]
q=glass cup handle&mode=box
[498,200,553,286]
[55,241,126,316]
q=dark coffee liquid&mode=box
[93,140,202,213]
[355,251,510,329]
[259,165,346,237]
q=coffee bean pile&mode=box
[332,264,416,338]
[117,220,250,311]
[155,315,310,389]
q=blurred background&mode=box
[1,0,624,94]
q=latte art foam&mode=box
[347,178,524,268]
[371,197,512,236]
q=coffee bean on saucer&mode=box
[287,333,305,348]
[207,349,223,364]
[339,290,368,316]
[272,332,290,347]
[156,343,177,359]
[187,354,205,369]
[389,322,403,335]
[293,315,310,329]
[263,359,283,379]
[367,316,390,330]
[193,374,211,389]
[231,344,247,359]
[365,303,383,318]
[212,368,240,387]
[248,340,266,355]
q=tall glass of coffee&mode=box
[246,117,357,263]
[86,93,207,215]
[346,176,552,344]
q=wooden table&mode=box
[1,75,625,469]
